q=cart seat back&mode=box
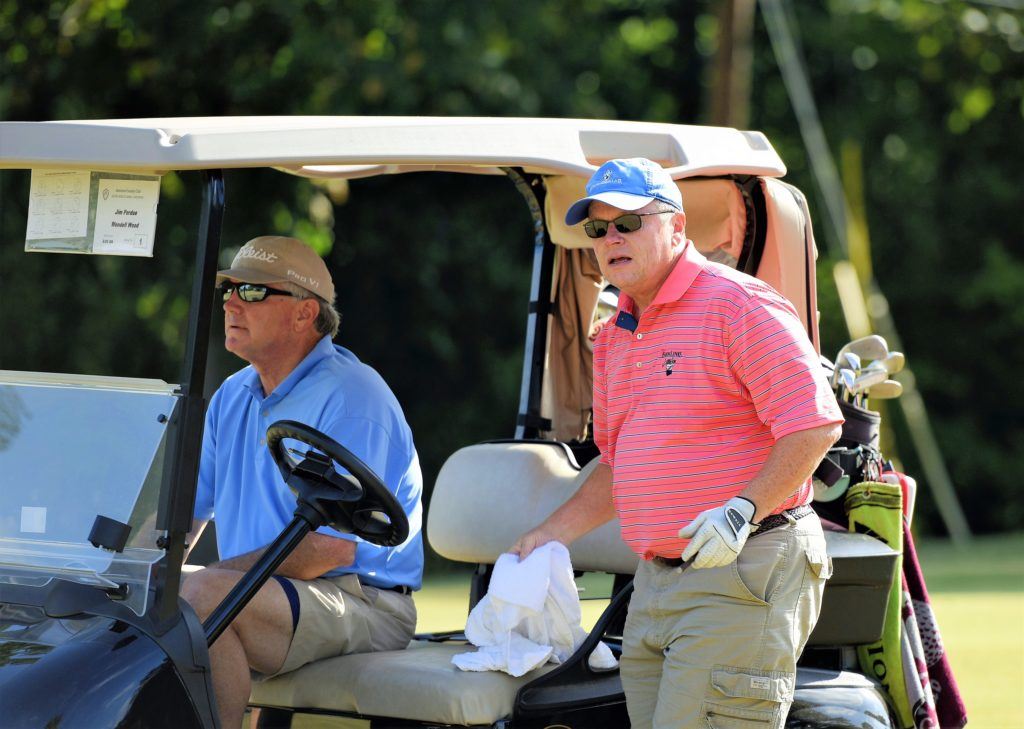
[426,441,638,574]
[251,441,636,725]
[249,442,898,724]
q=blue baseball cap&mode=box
[565,158,683,225]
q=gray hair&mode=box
[648,202,683,215]
[279,282,341,338]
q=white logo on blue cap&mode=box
[565,157,683,225]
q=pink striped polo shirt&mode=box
[593,240,843,560]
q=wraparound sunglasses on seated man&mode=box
[218,281,298,303]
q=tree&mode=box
[1,0,1020,533]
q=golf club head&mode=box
[880,351,905,375]
[841,352,862,373]
[867,380,903,399]
[852,366,889,394]
[838,368,856,401]
[846,334,889,362]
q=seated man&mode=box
[182,236,423,729]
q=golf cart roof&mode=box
[0,116,786,180]
[2,113,821,438]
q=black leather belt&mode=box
[652,505,814,568]
[363,580,412,595]
[754,504,814,533]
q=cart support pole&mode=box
[204,515,311,646]
[156,170,225,625]
[504,167,555,439]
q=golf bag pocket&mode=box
[813,444,883,525]
[837,398,880,449]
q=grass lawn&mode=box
[915,532,1024,728]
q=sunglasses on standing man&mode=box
[583,211,675,239]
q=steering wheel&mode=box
[266,420,409,547]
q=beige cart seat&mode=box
[250,442,638,725]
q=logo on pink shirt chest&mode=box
[662,350,683,376]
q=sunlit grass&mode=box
[916,534,1024,729]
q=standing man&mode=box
[182,236,423,729]
[512,159,842,728]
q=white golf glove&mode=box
[679,497,757,569]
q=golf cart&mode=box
[0,117,899,728]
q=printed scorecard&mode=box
[25,169,161,257]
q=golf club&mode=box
[832,335,888,387]
[850,362,889,407]
[879,351,905,375]
[839,368,856,402]
[841,352,862,374]
[866,379,903,400]
[861,379,903,410]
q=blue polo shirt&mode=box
[194,336,423,590]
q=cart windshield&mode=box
[0,372,178,616]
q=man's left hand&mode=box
[679,497,757,569]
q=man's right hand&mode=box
[509,527,563,561]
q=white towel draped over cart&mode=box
[452,542,618,677]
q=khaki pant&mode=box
[272,573,416,676]
[621,514,831,728]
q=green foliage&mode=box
[1,0,1021,535]
[749,0,1023,533]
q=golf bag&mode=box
[812,399,884,526]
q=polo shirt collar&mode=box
[616,240,706,323]
[242,335,335,403]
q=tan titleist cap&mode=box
[216,236,335,302]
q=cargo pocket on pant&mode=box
[805,547,833,581]
[701,666,794,728]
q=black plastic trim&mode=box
[514,579,633,718]
[155,169,225,624]
[0,580,218,728]
[735,175,768,276]
[503,167,556,440]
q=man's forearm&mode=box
[210,549,261,572]
[739,423,842,523]
[211,532,356,580]
[549,461,617,542]
[511,461,616,558]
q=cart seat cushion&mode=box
[250,639,557,725]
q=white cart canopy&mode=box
[0,116,815,441]
[0,116,785,179]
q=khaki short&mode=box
[271,573,416,677]
[620,513,832,729]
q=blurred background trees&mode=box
[0,0,1020,535]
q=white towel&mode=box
[452,542,618,677]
